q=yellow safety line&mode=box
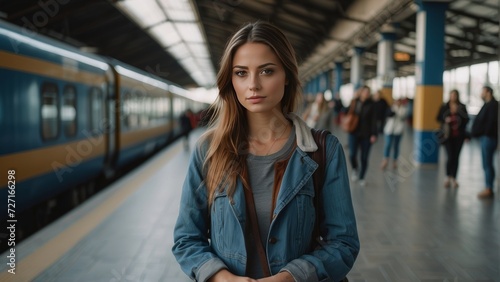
[0,143,182,281]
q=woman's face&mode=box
[231,42,287,114]
[359,87,371,101]
[450,91,458,102]
[449,103,458,114]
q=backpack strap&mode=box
[309,128,330,249]
[309,129,351,282]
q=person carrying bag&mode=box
[342,100,359,133]
[172,21,360,282]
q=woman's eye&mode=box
[261,69,273,75]
[234,70,246,76]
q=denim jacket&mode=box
[172,113,359,282]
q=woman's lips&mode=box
[247,96,265,103]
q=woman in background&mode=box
[380,99,408,170]
[436,90,469,188]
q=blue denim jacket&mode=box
[172,113,359,282]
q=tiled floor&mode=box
[5,124,499,282]
[335,125,499,282]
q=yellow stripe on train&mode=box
[0,135,106,187]
[0,50,107,85]
[120,123,174,150]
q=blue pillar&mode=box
[414,1,448,164]
[335,62,343,95]
[350,46,364,90]
[326,69,333,93]
[319,71,328,93]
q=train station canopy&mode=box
[0,0,498,89]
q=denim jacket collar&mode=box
[288,112,318,153]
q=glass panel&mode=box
[469,64,486,114]
[405,76,415,99]
[392,77,401,99]
[41,83,59,140]
[89,87,104,133]
[339,83,354,107]
[488,61,499,100]
[62,85,77,137]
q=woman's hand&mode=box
[370,135,377,144]
[258,271,294,282]
[208,269,258,282]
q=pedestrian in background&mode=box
[180,108,194,150]
[373,90,389,134]
[436,90,469,188]
[471,86,498,199]
[347,85,378,186]
[303,91,331,130]
[380,98,408,170]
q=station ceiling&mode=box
[1,0,498,89]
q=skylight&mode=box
[116,0,216,87]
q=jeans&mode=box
[348,134,372,180]
[444,137,464,178]
[480,136,498,189]
[383,134,402,160]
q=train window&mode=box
[41,83,59,140]
[164,97,171,121]
[123,91,138,129]
[89,87,105,134]
[62,85,77,137]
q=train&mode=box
[0,20,208,228]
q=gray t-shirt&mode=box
[245,126,296,278]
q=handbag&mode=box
[435,122,450,144]
[341,101,359,133]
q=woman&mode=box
[347,85,378,186]
[172,22,359,282]
[380,99,408,170]
[436,90,469,188]
[372,90,389,134]
[303,91,331,130]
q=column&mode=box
[377,24,397,105]
[350,46,364,90]
[413,1,448,164]
[335,61,343,95]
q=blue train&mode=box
[0,20,207,225]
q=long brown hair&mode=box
[203,21,301,206]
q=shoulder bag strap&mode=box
[243,186,271,277]
[309,130,350,282]
[309,128,329,248]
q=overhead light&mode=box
[149,22,181,47]
[115,0,216,87]
[160,0,196,21]
[117,0,165,28]
[176,22,204,43]
[168,43,191,60]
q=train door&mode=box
[103,67,117,178]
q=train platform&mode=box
[1,125,499,282]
